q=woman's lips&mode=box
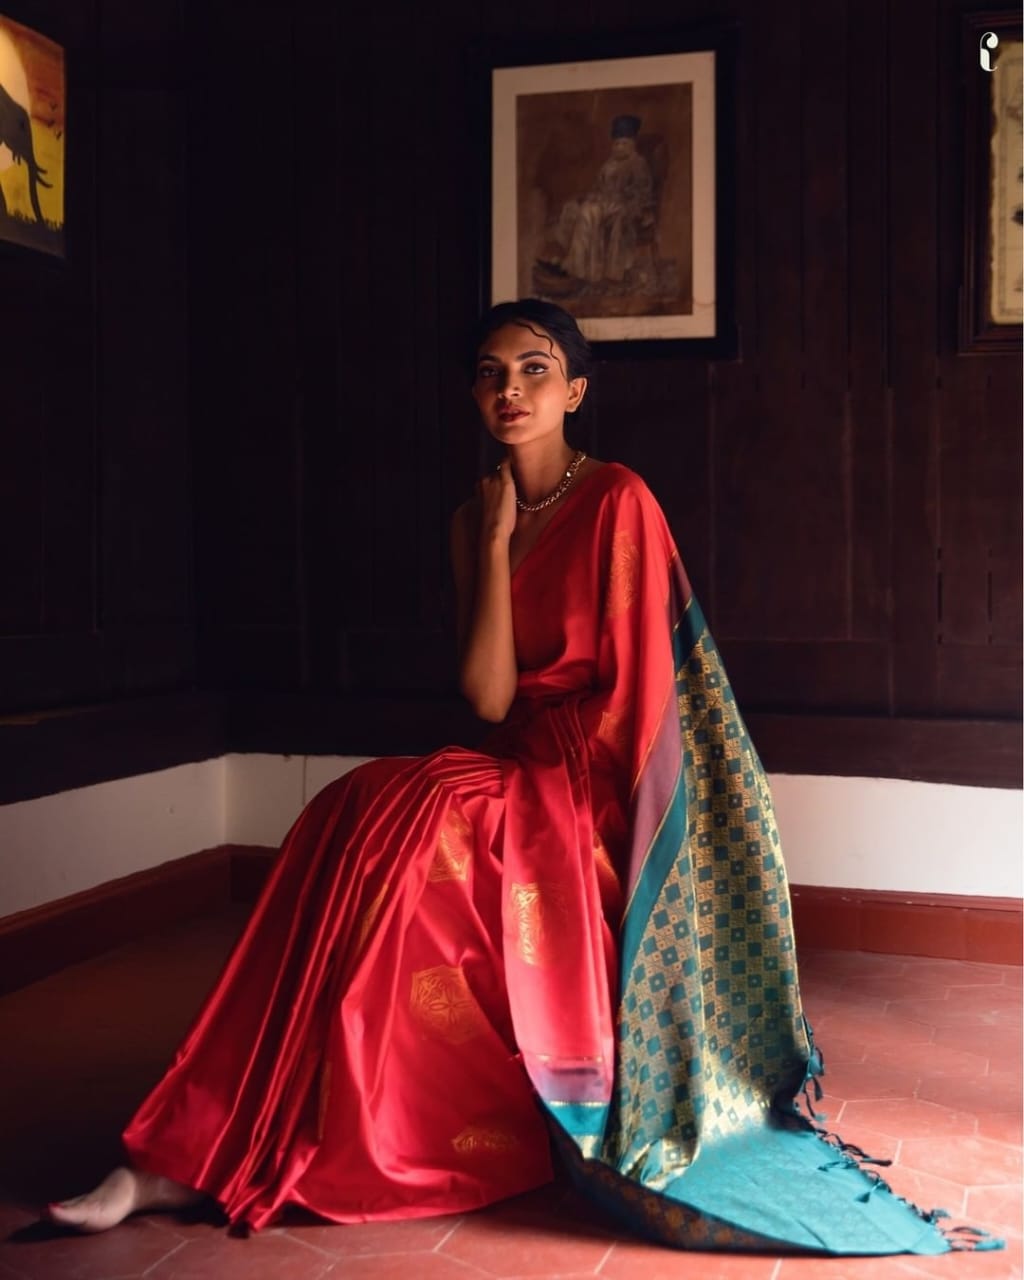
[497,408,527,422]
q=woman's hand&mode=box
[477,458,517,544]
[450,461,518,723]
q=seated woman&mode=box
[48,300,964,1258]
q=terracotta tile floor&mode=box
[0,910,1020,1279]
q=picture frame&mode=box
[484,28,735,357]
[0,13,66,260]
[959,10,1022,354]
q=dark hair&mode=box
[471,298,593,383]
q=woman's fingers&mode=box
[478,459,516,540]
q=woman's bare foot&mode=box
[46,1166,203,1233]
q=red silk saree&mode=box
[123,465,985,1255]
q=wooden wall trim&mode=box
[228,694,1021,790]
[0,845,234,996]
[743,712,1021,789]
[790,885,1023,965]
[0,691,1017,806]
[225,691,486,758]
[1,845,1019,996]
[0,692,226,805]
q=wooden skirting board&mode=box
[1,844,1020,996]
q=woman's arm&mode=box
[450,461,519,722]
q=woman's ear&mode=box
[566,376,588,414]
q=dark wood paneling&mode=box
[186,0,304,691]
[935,644,1023,718]
[888,1,941,716]
[2,0,1019,784]
[720,640,891,714]
[223,690,1021,791]
[0,692,225,805]
[746,711,1021,790]
[0,0,194,712]
[227,691,486,758]
[846,0,890,646]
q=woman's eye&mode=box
[524,363,548,375]
[477,366,498,378]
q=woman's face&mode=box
[472,321,586,447]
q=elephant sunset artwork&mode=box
[0,13,64,258]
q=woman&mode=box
[48,300,963,1256]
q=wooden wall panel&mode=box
[846,0,890,648]
[1,0,1018,790]
[0,0,194,711]
[939,359,995,646]
[0,326,43,630]
[187,1,302,688]
[887,1,941,717]
[138,0,1024,744]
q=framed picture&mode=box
[0,12,65,259]
[486,30,734,355]
[959,11,1022,353]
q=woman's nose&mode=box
[498,372,520,397]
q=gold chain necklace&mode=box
[515,451,588,512]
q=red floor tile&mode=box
[840,1097,978,1141]
[599,1240,779,1278]
[882,1165,966,1218]
[840,977,949,1000]
[146,1231,337,1280]
[813,1012,934,1047]
[0,1217,183,1280]
[279,1212,464,1258]
[899,1236,1022,1279]
[798,950,910,978]
[885,996,1022,1030]
[900,962,1009,989]
[976,1111,1024,1147]
[861,1040,992,1079]
[931,1023,1024,1063]
[917,1071,1022,1114]
[320,1258,508,1280]
[944,985,1024,1007]
[774,1254,926,1279]
[438,1206,614,1277]
[899,1135,1023,1186]
[810,1032,870,1065]
[1,923,1019,1280]
[964,1186,1023,1238]
[815,1061,922,1102]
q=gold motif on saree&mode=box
[509,881,570,967]
[598,707,631,759]
[410,965,487,1044]
[451,1124,520,1155]
[429,806,472,882]
[607,530,640,617]
[356,880,390,951]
